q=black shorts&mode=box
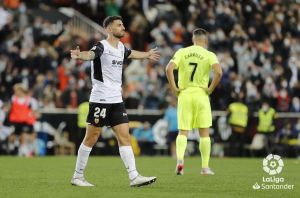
[167,131,178,143]
[10,122,34,135]
[86,102,129,127]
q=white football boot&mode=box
[200,168,215,175]
[71,177,94,187]
[130,175,157,187]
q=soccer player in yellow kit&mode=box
[165,28,223,175]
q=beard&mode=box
[113,32,125,39]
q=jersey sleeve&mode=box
[208,52,219,66]
[170,49,182,69]
[90,42,104,59]
[124,46,132,60]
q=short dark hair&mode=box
[103,16,123,28]
[193,28,208,37]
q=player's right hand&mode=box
[171,86,183,96]
[70,46,81,59]
[147,47,160,61]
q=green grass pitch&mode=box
[0,157,299,198]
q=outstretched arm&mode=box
[70,46,95,61]
[128,47,160,61]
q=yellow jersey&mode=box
[228,102,248,128]
[170,45,219,89]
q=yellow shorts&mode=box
[177,87,212,130]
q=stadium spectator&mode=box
[8,83,38,156]
[293,118,300,158]
[274,121,299,157]
[3,0,20,9]
[132,121,154,155]
[54,130,75,155]
[0,1,299,113]
[144,86,160,110]
[0,100,14,154]
[257,100,276,153]
[291,97,300,112]
[104,0,120,17]
[0,0,299,158]
[228,92,249,157]
[163,96,178,158]
[77,100,89,149]
[60,76,85,109]
[0,5,12,30]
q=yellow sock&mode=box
[176,135,187,163]
[199,137,211,168]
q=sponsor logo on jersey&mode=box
[112,60,123,67]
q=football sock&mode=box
[119,146,139,180]
[73,143,92,178]
[176,135,187,164]
[199,137,211,168]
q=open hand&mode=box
[147,47,160,61]
[70,46,81,59]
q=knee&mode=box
[118,134,131,146]
[83,132,99,147]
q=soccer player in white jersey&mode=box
[70,16,160,187]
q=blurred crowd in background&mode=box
[0,0,300,157]
[1,0,300,111]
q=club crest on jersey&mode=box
[94,118,99,124]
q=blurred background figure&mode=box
[257,100,276,153]
[132,121,155,155]
[0,99,14,154]
[0,0,299,158]
[77,100,89,150]
[163,96,178,158]
[54,130,75,155]
[228,92,248,157]
[274,120,300,158]
[8,83,38,156]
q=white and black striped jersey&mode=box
[89,40,131,104]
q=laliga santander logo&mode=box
[252,154,294,190]
[263,154,284,175]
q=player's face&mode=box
[110,20,125,39]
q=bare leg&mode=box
[112,123,131,146]
[82,125,102,147]
[198,128,209,137]
[171,141,176,158]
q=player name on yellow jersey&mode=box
[184,52,204,60]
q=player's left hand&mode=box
[202,87,212,95]
[147,47,160,61]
